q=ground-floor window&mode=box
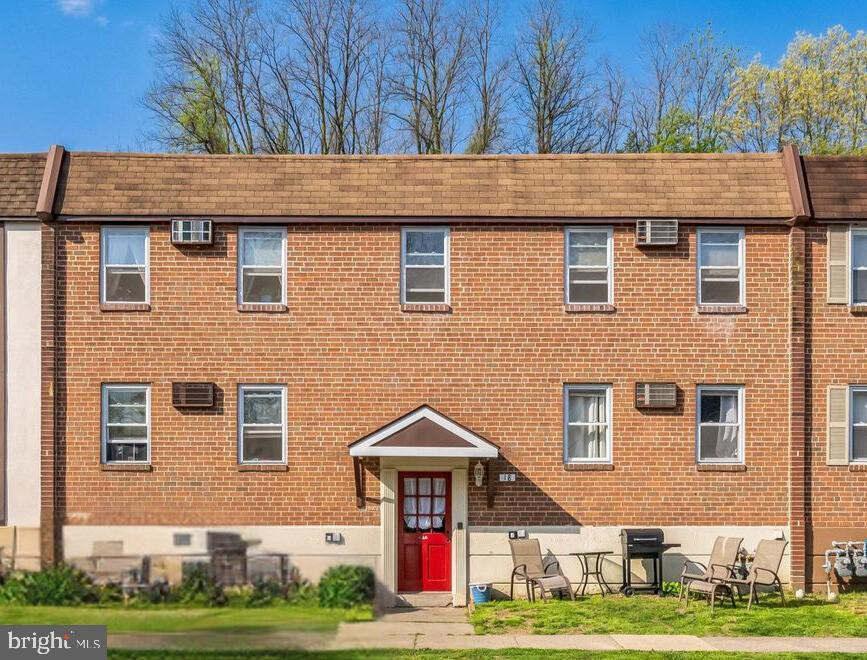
[564,384,612,463]
[102,384,150,463]
[696,385,744,463]
[238,384,287,463]
[850,386,867,461]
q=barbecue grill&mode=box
[620,528,680,596]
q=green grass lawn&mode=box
[469,592,867,637]
[107,652,867,660]
[0,604,373,634]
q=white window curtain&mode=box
[698,388,742,462]
[565,386,610,462]
[102,227,148,303]
[239,229,285,304]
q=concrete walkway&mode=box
[108,608,867,654]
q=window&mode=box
[697,228,744,305]
[565,227,613,304]
[564,385,612,463]
[401,227,449,304]
[102,384,150,463]
[697,386,744,463]
[850,387,867,462]
[238,227,286,305]
[239,385,287,464]
[851,229,867,304]
[101,226,149,304]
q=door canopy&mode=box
[348,405,499,458]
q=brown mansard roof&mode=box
[0,153,46,217]
[52,151,795,219]
[803,156,867,219]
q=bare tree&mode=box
[279,0,380,154]
[466,0,509,153]
[391,0,469,153]
[626,23,737,152]
[596,61,626,153]
[513,0,598,153]
[626,23,683,152]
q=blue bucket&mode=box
[470,583,492,604]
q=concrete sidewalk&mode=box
[325,611,867,653]
[108,608,867,654]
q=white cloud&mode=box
[95,15,109,27]
[57,0,95,16]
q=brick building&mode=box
[1,146,865,604]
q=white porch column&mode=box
[379,468,397,606]
[451,467,468,606]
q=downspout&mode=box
[36,145,64,566]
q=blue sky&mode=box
[1,0,865,152]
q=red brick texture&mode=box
[52,222,791,534]
[805,225,867,586]
[41,221,58,565]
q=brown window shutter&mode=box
[827,386,849,465]
[827,225,849,304]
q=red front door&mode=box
[398,472,451,592]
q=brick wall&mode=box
[804,225,867,586]
[54,222,791,532]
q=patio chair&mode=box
[509,538,574,602]
[722,538,788,610]
[678,536,743,602]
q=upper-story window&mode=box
[850,387,867,462]
[239,384,287,464]
[101,226,149,304]
[565,227,613,304]
[401,227,449,304]
[564,384,612,463]
[102,384,150,464]
[697,385,744,464]
[697,228,744,306]
[238,227,287,305]
[850,229,867,304]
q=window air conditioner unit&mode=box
[635,383,678,409]
[635,219,678,246]
[171,219,213,245]
[172,382,215,408]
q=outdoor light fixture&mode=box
[474,460,485,487]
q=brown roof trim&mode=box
[56,214,796,226]
[782,144,811,224]
[36,145,65,220]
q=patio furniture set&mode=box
[508,533,788,611]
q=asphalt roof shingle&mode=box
[804,156,867,219]
[53,152,795,219]
[0,153,45,217]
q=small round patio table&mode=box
[570,550,616,597]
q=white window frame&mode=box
[564,226,613,305]
[101,383,151,464]
[849,385,867,463]
[238,384,288,465]
[100,226,150,304]
[849,228,867,305]
[400,226,450,305]
[563,384,613,464]
[696,227,745,306]
[696,385,745,465]
[237,226,287,305]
